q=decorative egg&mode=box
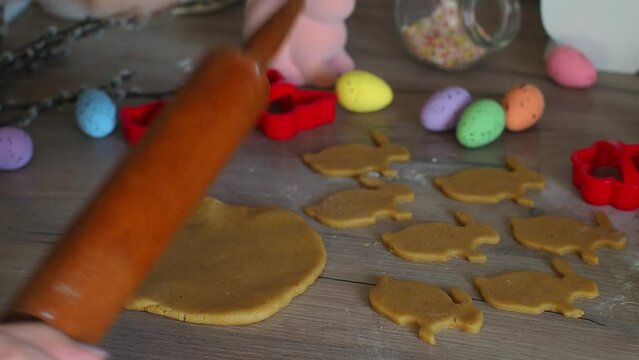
[502,84,545,131]
[456,99,505,148]
[336,70,393,113]
[76,89,116,138]
[546,46,597,89]
[420,86,472,131]
[0,126,33,171]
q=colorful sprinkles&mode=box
[401,0,486,69]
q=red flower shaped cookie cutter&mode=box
[118,70,336,145]
[260,70,336,140]
[571,140,639,210]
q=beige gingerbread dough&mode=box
[475,258,598,318]
[381,210,500,263]
[126,197,326,325]
[305,176,414,228]
[303,131,410,177]
[511,212,626,265]
[369,275,483,345]
[434,157,546,207]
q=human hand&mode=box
[0,322,108,360]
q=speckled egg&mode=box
[456,99,505,148]
[502,84,545,131]
[0,126,33,171]
[546,46,597,89]
[76,89,116,138]
[336,70,393,113]
[420,86,472,131]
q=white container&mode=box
[541,0,639,74]
[2,0,31,23]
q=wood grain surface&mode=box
[1,1,638,359]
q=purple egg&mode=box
[420,86,472,132]
[0,126,34,171]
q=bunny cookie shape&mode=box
[434,157,546,207]
[370,275,483,345]
[305,176,414,228]
[243,0,356,87]
[475,258,599,318]
[303,131,410,178]
[511,212,627,265]
[381,211,500,264]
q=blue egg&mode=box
[75,89,116,138]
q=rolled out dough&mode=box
[126,197,326,325]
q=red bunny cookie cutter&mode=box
[118,70,336,145]
[571,140,639,210]
[260,69,336,140]
[119,101,166,145]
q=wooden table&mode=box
[1,1,637,359]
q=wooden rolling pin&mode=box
[3,0,304,344]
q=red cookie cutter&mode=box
[119,101,166,145]
[571,140,639,210]
[118,70,336,145]
[260,69,336,140]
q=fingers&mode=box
[0,331,53,360]
[0,323,108,360]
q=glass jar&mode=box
[395,0,521,70]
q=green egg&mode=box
[456,99,505,148]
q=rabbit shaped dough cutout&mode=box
[511,212,626,265]
[435,157,546,207]
[475,258,599,318]
[303,131,410,178]
[305,176,414,228]
[370,275,483,345]
[243,0,356,87]
[382,211,500,264]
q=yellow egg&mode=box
[335,70,393,113]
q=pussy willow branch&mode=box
[0,0,241,82]
[0,0,236,127]
[0,16,146,83]
[0,70,175,127]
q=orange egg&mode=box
[502,84,545,131]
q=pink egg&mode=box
[546,46,597,89]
